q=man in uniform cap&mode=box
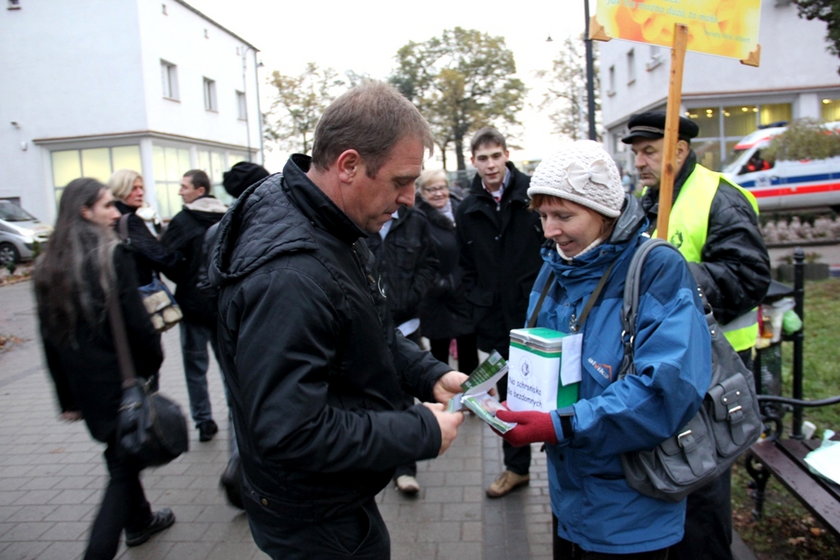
[623,111,770,560]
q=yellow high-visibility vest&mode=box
[649,164,760,352]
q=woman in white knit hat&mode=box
[491,140,712,558]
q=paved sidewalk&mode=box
[0,278,553,559]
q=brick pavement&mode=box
[0,278,553,559]
[0,277,756,560]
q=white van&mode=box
[721,122,840,212]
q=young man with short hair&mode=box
[456,127,545,498]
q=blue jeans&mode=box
[179,319,221,427]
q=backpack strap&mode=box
[117,213,131,244]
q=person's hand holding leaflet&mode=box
[495,409,558,447]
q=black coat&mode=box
[455,161,544,354]
[415,196,474,340]
[364,205,438,326]
[160,196,226,325]
[115,201,180,286]
[39,245,163,443]
[641,153,770,324]
[209,155,451,521]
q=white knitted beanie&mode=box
[527,140,624,218]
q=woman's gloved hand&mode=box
[495,409,558,447]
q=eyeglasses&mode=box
[422,185,449,194]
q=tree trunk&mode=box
[454,137,469,191]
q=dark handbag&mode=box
[618,238,763,502]
[118,214,183,333]
[108,288,189,468]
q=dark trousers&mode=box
[429,333,479,375]
[84,444,151,560]
[554,516,669,560]
[246,496,390,560]
[498,371,531,474]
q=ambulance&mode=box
[721,121,840,212]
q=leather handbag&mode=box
[108,286,189,468]
[618,238,763,502]
[118,214,182,333]
[138,275,182,333]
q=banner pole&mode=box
[655,23,688,240]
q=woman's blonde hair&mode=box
[416,169,448,192]
[108,169,142,201]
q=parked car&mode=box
[0,200,53,264]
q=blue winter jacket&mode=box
[530,216,711,553]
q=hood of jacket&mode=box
[179,195,227,229]
[209,154,364,288]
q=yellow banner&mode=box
[594,0,761,63]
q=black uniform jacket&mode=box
[641,152,770,324]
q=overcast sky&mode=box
[188,0,595,166]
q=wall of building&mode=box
[0,0,262,223]
[598,1,840,171]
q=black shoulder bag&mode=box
[108,290,189,468]
[619,238,763,502]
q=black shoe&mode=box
[220,456,244,510]
[125,508,175,547]
[198,420,218,442]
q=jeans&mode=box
[246,495,390,559]
[84,443,151,560]
[179,319,221,426]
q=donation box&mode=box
[507,327,579,413]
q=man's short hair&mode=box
[470,127,507,155]
[183,169,211,192]
[310,81,433,177]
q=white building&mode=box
[598,1,840,173]
[0,0,263,222]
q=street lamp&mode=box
[583,0,597,140]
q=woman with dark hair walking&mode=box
[34,178,175,559]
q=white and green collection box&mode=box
[507,327,579,412]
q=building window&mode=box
[626,49,636,85]
[646,45,663,71]
[152,145,191,218]
[821,98,840,122]
[203,77,217,112]
[236,90,247,120]
[50,145,141,204]
[607,65,616,96]
[161,60,179,100]
[8,0,21,10]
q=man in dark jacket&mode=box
[160,169,227,442]
[455,127,545,498]
[209,82,466,559]
[623,111,770,560]
[366,205,439,495]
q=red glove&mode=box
[495,409,558,447]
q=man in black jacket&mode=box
[455,127,545,498]
[209,82,466,559]
[623,111,770,560]
[160,169,227,442]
